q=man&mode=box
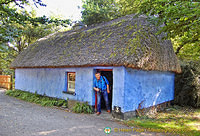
[93,72,111,115]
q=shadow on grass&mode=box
[124,106,200,136]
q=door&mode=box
[95,69,113,111]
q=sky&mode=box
[29,0,83,21]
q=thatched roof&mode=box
[11,14,181,73]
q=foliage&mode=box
[124,105,200,136]
[81,0,119,25]
[72,102,93,114]
[116,0,144,16]
[9,10,60,53]
[0,0,70,44]
[175,60,200,108]
[0,8,61,75]
[0,45,16,76]
[0,17,59,76]
[172,38,200,61]
[0,1,69,76]
[138,0,200,59]
[6,89,68,108]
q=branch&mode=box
[0,0,46,8]
[175,43,184,55]
[175,38,199,55]
[0,0,16,5]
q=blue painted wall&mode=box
[15,66,175,113]
[112,67,125,111]
[123,68,175,112]
[15,68,94,105]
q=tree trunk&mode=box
[175,44,184,55]
[17,38,22,53]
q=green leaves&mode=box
[81,0,119,25]
[0,0,70,43]
[72,102,93,114]
[117,0,143,16]
[6,89,68,107]
[0,44,16,75]
[0,0,71,75]
[138,0,200,60]
[0,0,46,9]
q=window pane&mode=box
[68,82,75,89]
[68,73,75,81]
[67,72,75,92]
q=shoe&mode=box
[96,112,101,115]
[107,110,111,113]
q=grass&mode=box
[124,105,200,136]
[6,89,68,108]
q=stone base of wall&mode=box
[112,101,172,120]
[67,100,77,109]
[67,99,88,110]
[67,99,95,112]
[112,110,136,120]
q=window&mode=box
[67,72,75,92]
[63,72,76,95]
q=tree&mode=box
[0,44,16,75]
[0,0,69,75]
[10,10,60,53]
[172,37,200,61]
[0,14,60,75]
[138,0,200,58]
[0,0,70,44]
[81,0,119,25]
[117,0,144,16]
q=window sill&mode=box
[62,91,76,96]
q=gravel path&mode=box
[0,89,167,136]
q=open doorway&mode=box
[96,69,113,111]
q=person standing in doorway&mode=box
[93,72,111,115]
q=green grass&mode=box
[124,105,200,136]
[6,89,68,108]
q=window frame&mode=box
[63,72,76,95]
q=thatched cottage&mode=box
[11,15,181,119]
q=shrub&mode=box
[6,89,68,108]
[72,102,93,114]
[175,61,200,107]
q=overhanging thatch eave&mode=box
[10,64,181,74]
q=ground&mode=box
[0,88,171,136]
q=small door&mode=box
[95,69,113,111]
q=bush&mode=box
[72,102,93,114]
[175,61,200,107]
[6,89,68,108]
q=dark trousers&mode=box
[97,90,110,113]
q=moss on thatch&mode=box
[174,61,200,107]
[10,14,181,73]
